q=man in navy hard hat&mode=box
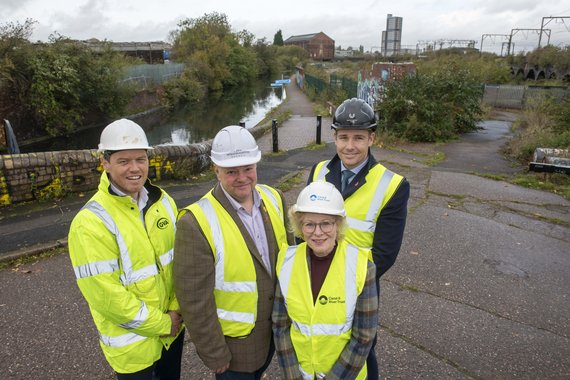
[307,98,410,379]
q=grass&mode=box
[276,171,305,192]
[479,172,570,200]
[512,173,570,199]
[419,151,446,166]
[0,246,67,270]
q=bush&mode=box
[0,21,133,138]
[379,63,483,142]
[505,95,570,162]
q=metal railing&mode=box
[482,84,570,109]
[121,63,185,89]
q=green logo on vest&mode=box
[318,295,328,305]
[157,218,169,229]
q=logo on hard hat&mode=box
[309,193,330,202]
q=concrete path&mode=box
[0,79,569,379]
[257,74,334,153]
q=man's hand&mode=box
[213,362,230,374]
[165,310,182,337]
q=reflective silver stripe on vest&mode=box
[278,246,298,299]
[74,259,119,279]
[287,245,359,337]
[119,301,149,329]
[82,201,159,286]
[161,196,177,233]
[216,308,255,324]
[314,161,330,181]
[158,197,176,268]
[197,198,256,293]
[257,185,282,218]
[344,244,359,324]
[299,366,314,380]
[346,169,396,235]
[159,248,174,268]
[99,331,147,348]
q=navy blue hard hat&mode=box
[332,98,377,131]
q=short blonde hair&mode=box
[287,206,347,242]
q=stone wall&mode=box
[0,120,272,206]
[0,142,211,205]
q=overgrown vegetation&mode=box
[505,95,570,162]
[0,19,134,139]
[380,62,484,142]
[162,12,307,108]
[498,92,570,199]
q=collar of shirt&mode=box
[109,181,149,212]
[340,157,368,178]
[221,184,261,213]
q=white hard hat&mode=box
[210,125,261,167]
[293,182,345,216]
[98,119,153,152]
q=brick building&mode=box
[284,32,335,61]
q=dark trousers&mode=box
[366,278,380,379]
[116,329,185,380]
[366,333,379,380]
[215,340,275,380]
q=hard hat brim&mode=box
[293,204,345,217]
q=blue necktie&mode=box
[341,170,354,192]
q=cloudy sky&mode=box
[3,0,570,54]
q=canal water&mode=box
[19,79,284,152]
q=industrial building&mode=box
[284,32,335,61]
[381,14,403,57]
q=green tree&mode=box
[171,12,258,92]
[273,30,284,46]
[0,21,132,138]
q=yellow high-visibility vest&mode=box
[183,184,287,337]
[276,240,369,379]
[313,161,403,249]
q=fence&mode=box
[121,63,185,89]
[304,73,357,99]
[482,85,570,109]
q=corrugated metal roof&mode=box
[284,33,320,43]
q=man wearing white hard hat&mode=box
[273,181,378,379]
[174,125,293,379]
[68,119,184,379]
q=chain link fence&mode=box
[120,63,185,89]
[304,73,357,99]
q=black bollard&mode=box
[272,119,278,153]
[316,115,322,145]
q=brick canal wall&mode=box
[0,120,273,206]
[0,143,211,205]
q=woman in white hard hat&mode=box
[272,182,378,380]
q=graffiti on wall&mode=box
[357,62,416,109]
